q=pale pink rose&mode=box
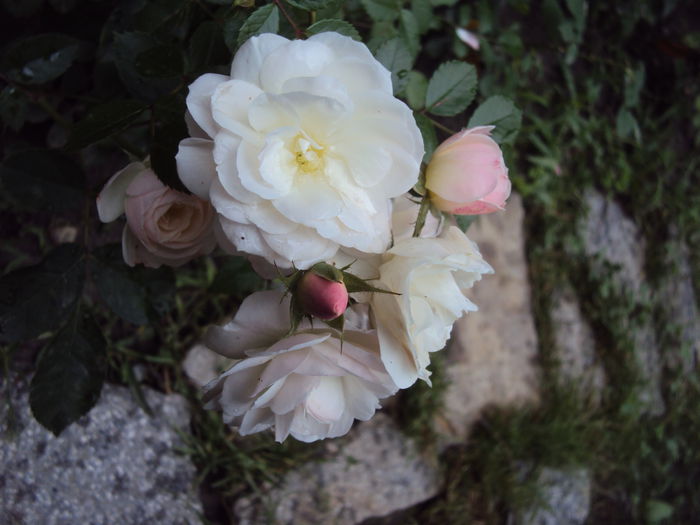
[297,272,348,320]
[425,126,511,215]
[97,162,216,268]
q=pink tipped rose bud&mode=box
[425,126,511,215]
[97,162,216,268]
[297,272,349,320]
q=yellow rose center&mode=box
[294,135,325,174]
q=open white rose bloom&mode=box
[176,32,424,269]
[202,291,397,442]
[118,31,509,443]
[371,226,493,388]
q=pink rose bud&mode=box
[425,126,511,215]
[297,272,349,320]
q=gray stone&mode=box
[234,414,440,525]
[581,189,664,414]
[658,238,699,374]
[582,189,646,292]
[514,467,592,525]
[440,193,540,444]
[0,378,202,525]
[550,286,606,402]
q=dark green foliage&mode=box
[30,313,107,436]
[0,244,84,343]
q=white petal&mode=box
[230,33,289,83]
[211,79,264,145]
[186,73,228,139]
[96,162,145,222]
[269,374,318,415]
[258,39,333,93]
[238,407,274,435]
[212,132,259,204]
[175,138,216,199]
[305,377,345,424]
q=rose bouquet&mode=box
[97,32,515,442]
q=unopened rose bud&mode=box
[425,126,511,215]
[297,272,349,320]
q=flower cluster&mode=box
[97,33,511,442]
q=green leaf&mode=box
[375,38,413,94]
[646,500,673,523]
[0,33,81,85]
[238,4,279,47]
[307,19,361,41]
[30,313,107,436]
[91,249,149,325]
[405,70,428,110]
[209,257,263,298]
[399,9,420,57]
[360,0,401,22]
[65,99,148,151]
[223,10,249,52]
[414,113,437,163]
[0,149,85,212]
[188,20,229,74]
[0,85,28,131]
[616,107,640,141]
[455,215,476,232]
[286,0,334,10]
[425,61,477,116]
[0,244,84,343]
[411,0,434,34]
[150,117,189,191]
[467,95,522,144]
[113,32,180,102]
[134,43,183,78]
[623,63,646,108]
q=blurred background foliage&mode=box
[1,0,699,523]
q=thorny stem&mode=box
[274,0,304,39]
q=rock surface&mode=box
[515,467,592,525]
[582,189,664,414]
[439,193,540,443]
[550,286,606,402]
[234,413,440,525]
[0,378,201,525]
[658,238,700,374]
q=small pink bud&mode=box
[425,126,511,215]
[297,272,348,320]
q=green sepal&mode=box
[341,271,399,295]
[412,163,427,196]
[322,314,344,333]
[309,262,343,283]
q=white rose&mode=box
[203,290,397,442]
[371,226,493,388]
[176,32,424,269]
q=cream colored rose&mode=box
[370,226,493,387]
[97,162,216,268]
[175,32,424,269]
[203,290,396,442]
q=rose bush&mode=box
[97,162,216,268]
[176,32,424,269]
[371,226,493,388]
[203,290,397,442]
[425,126,511,215]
